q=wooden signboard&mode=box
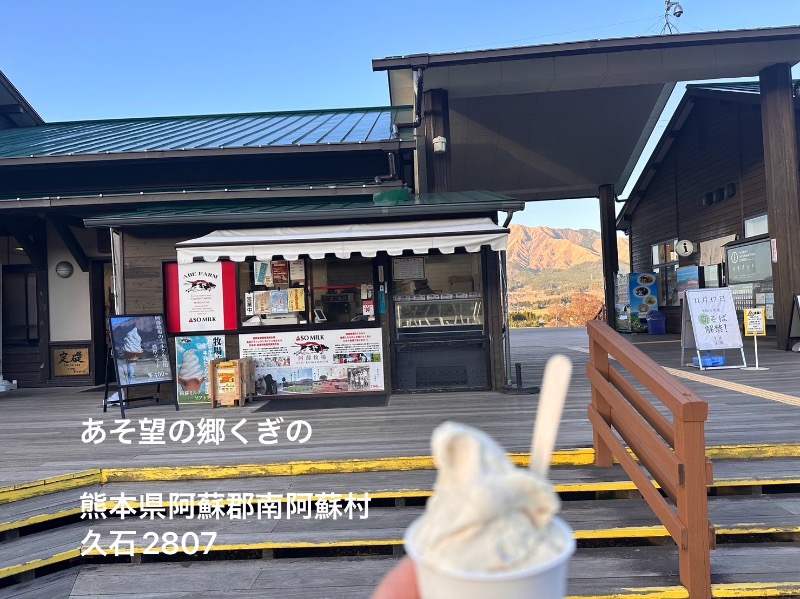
[209,358,255,408]
[681,288,746,369]
[52,346,91,377]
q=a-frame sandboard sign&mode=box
[104,314,179,418]
[681,288,747,370]
[789,294,800,350]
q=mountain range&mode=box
[506,225,630,320]
[507,225,629,272]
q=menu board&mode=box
[682,288,742,351]
[239,328,384,396]
[393,257,425,280]
[109,314,173,387]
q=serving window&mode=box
[237,257,376,329]
[392,253,484,339]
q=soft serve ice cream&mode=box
[178,349,205,392]
[409,421,566,575]
[123,327,143,357]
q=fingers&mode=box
[371,557,420,599]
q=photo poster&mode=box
[676,266,700,300]
[683,288,743,351]
[628,272,659,320]
[174,335,226,403]
[239,328,384,396]
[109,314,173,387]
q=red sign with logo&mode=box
[164,261,238,333]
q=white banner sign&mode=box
[178,262,225,331]
[683,288,742,351]
[239,328,384,395]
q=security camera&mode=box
[673,2,683,16]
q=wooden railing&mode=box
[586,320,714,599]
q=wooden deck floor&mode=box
[0,328,799,488]
[1,328,799,598]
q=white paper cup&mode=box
[404,516,575,599]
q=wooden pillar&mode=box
[759,64,800,350]
[423,89,451,193]
[599,184,619,329]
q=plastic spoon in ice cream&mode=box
[529,354,573,478]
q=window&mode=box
[0,236,31,266]
[237,257,376,328]
[651,239,679,307]
[393,253,484,339]
[744,214,768,238]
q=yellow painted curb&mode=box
[566,589,688,599]
[0,508,83,533]
[0,548,81,579]
[0,470,101,504]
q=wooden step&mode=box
[3,494,800,581]
[4,458,800,536]
[56,544,800,598]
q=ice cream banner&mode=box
[109,314,173,387]
[177,262,225,332]
[239,328,384,396]
[174,335,226,403]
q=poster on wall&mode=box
[164,261,238,333]
[254,261,272,286]
[676,266,700,300]
[174,335,226,403]
[239,328,384,396]
[109,314,173,387]
[271,261,289,285]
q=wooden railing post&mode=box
[675,419,712,599]
[587,321,712,597]
[589,333,613,467]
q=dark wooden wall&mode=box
[629,97,799,332]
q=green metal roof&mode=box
[83,191,523,228]
[687,80,800,94]
[0,106,413,159]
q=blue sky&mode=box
[1,1,798,230]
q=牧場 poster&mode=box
[174,335,226,403]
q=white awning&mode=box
[176,217,508,264]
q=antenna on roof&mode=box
[661,1,684,34]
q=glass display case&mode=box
[394,296,484,339]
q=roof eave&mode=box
[0,139,415,167]
[1,181,407,210]
[373,26,800,71]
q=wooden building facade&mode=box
[619,78,800,347]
